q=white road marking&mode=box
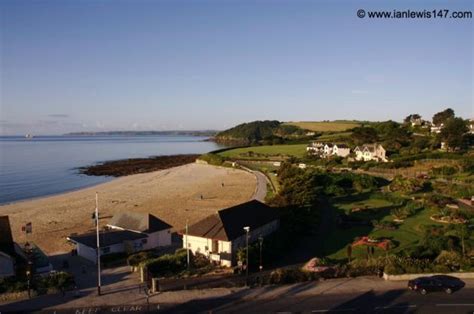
[374,305,417,310]
[311,309,356,313]
[436,304,474,306]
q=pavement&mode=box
[2,276,474,313]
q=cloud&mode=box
[48,114,69,118]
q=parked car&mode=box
[408,275,465,295]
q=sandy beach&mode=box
[0,163,256,254]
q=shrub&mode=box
[198,153,224,166]
[101,252,128,267]
[143,249,188,278]
[127,251,157,267]
[432,265,451,273]
[268,268,318,284]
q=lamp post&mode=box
[24,242,32,298]
[258,236,263,272]
[243,226,250,286]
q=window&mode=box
[205,246,209,251]
[141,238,148,244]
[101,247,110,254]
[212,240,219,253]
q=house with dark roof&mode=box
[182,200,279,267]
[68,212,172,263]
[0,216,15,278]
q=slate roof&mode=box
[107,212,172,233]
[184,200,279,241]
[0,216,15,256]
[69,230,146,248]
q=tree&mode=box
[404,114,421,124]
[439,117,468,150]
[351,127,378,145]
[432,108,455,126]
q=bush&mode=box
[127,251,158,267]
[198,153,224,166]
[143,249,188,278]
[268,268,318,284]
[101,252,128,267]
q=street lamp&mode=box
[243,226,250,286]
[258,236,263,272]
[24,242,32,298]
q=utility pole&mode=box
[95,192,102,296]
[243,226,250,286]
[186,219,190,270]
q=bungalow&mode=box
[182,200,279,267]
[354,144,387,162]
[68,212,172,263]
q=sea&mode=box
[0,135,226,205]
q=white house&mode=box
[306,142,325,155]
[332,144,351,157]
[68,212,172,263]
[354,143,387,162]
[182,200,279,267]
[431,123,444,134]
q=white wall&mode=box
[183,219,279,267]
[76,243,98,263]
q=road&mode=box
[163,277,474,313]
[4,276,474,313]
[252,170,269,202]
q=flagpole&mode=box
[186,219,190,270]
[96,192,102,296]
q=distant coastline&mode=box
[64,130,219,137]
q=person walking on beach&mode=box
[221,182,225,187]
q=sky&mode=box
[0,0,472,135]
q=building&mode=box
[68,212,172,263]
[0,216,15,278]
[332,144,351,157]
[307,142,351,158]
[306,142,325,155]
[431,123,444,134]
[0,251,15,278]
[354,143,387,162]
[182,200,279,267]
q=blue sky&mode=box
[0,0,472,135]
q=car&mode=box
[408,275,465,295]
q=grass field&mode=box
[320,192,441,261]
[218,144,307,160]
[284,121,361,132]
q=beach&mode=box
[0,163,256,254]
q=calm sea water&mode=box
[0,135,225,205]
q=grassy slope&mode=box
[218,144,308,160]
[284,121,361,132]
[322,193,441,261]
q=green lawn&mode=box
[284,121,361,132]
[218,144,308,160]
[319,192,442,261]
